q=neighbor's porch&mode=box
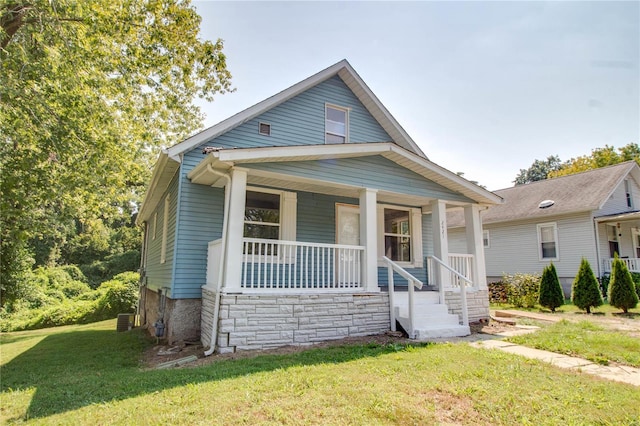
[596,211,640,275]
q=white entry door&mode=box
[336,204,360,286]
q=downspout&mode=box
[204,164,231,356]
[593,217,602,278]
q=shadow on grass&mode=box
[612,311,640,318]
[1,327,430,420]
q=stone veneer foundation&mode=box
[201,289,391,353]
[443,289,490,323]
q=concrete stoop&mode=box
[393,291,470,339]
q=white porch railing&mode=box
[382,256,423,339]
[427,254,475,291]
[428,255,471,327]
[240,238,365,290]
[602,257,640,274]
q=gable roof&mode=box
[448,161,640,227]
[165,59,426,161]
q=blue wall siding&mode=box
[246,156,472,203]
[189,76,392,152]
[172,153,225,299]
[145,171,179,293]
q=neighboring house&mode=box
[136,60,501,353]
[448,161,640,296]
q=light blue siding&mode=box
[172,153,225,299]
[145,171,179,293]
[186,76,392,152]
[246,156,472,203]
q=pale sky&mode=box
[192,1,639,191]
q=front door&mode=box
[336,204,360,286]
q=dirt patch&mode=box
[141,320,513,369]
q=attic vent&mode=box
[538,200,555,209]
[259,122,271,136]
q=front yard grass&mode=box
[2,320,640,425]
[506,319,640,367]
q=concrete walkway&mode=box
[470,326,640,387]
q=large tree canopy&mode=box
[513,143,640,186]
[1,0,233,303]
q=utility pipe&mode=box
[204,165,231,356]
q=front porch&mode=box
[602,257,640,274]
[188,144,496,353]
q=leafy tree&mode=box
[571,258,603,314]
[538,262,564,312]
[513,155,562,185]
[608,255,639,313]
[549,143,640,178]
[1,0,233,305]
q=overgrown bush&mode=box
[503,273,541,308]
[81,250,140,288]
[0,272,140,332]
[538,263,564,312]
[608,256,639,313]
[488,281,509,303]
[572,258,603,314]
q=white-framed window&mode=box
[152,212,157,240]
[607,224,620,258]
[160,194,170,264]
[483,230,490,248]
[377,205,423,267]
[537,222,558,260]
[633,228,640,258]
[325,104,349,144]
[624,179,633,209]
[243,187,297,257]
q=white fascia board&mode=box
[596,162,639,210]
[384,145,503,205]
[165,60,351,159]
[216,142,392,163]
[136,151,179,225]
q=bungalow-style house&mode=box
[448,161,640,296]
[136,60,502,353]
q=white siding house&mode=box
[448,162,640,296]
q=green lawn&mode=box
[2,320,639,425]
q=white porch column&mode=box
[360,188,379,292]
[431,199,450,287]
[223,169,247,291]
[464,204,487,289]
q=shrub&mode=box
[608,256,639,313]
[503,273,540,308]
[488,281,509,303]
[81,250,140,288]
[572,258,603,314]
[538,263,564,312]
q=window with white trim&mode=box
[537,222,558,260]
[160,194,170,264]
[378,206,423,267]
[325,104,348,144]
[483,230,490,248]
[625,179,633,208]
[152,212,157,240]
[243,188,297,257]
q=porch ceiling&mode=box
[595,211,640,223]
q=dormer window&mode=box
[325,104,348,144]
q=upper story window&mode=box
[537,222,558,260]
[624,179,633,208]
[325,104,348,144]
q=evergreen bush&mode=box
[571,258,603,313]
[608,256,639,313]
[538,262,564,312]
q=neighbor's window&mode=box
[244,190,281,241]
[383,208,411,262]
[152,212,157,240]
[625,179,633,208]
[325,104,348,144]
[537,222,558,260]
[483,230,490,248]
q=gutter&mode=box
[204,165,232,356]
